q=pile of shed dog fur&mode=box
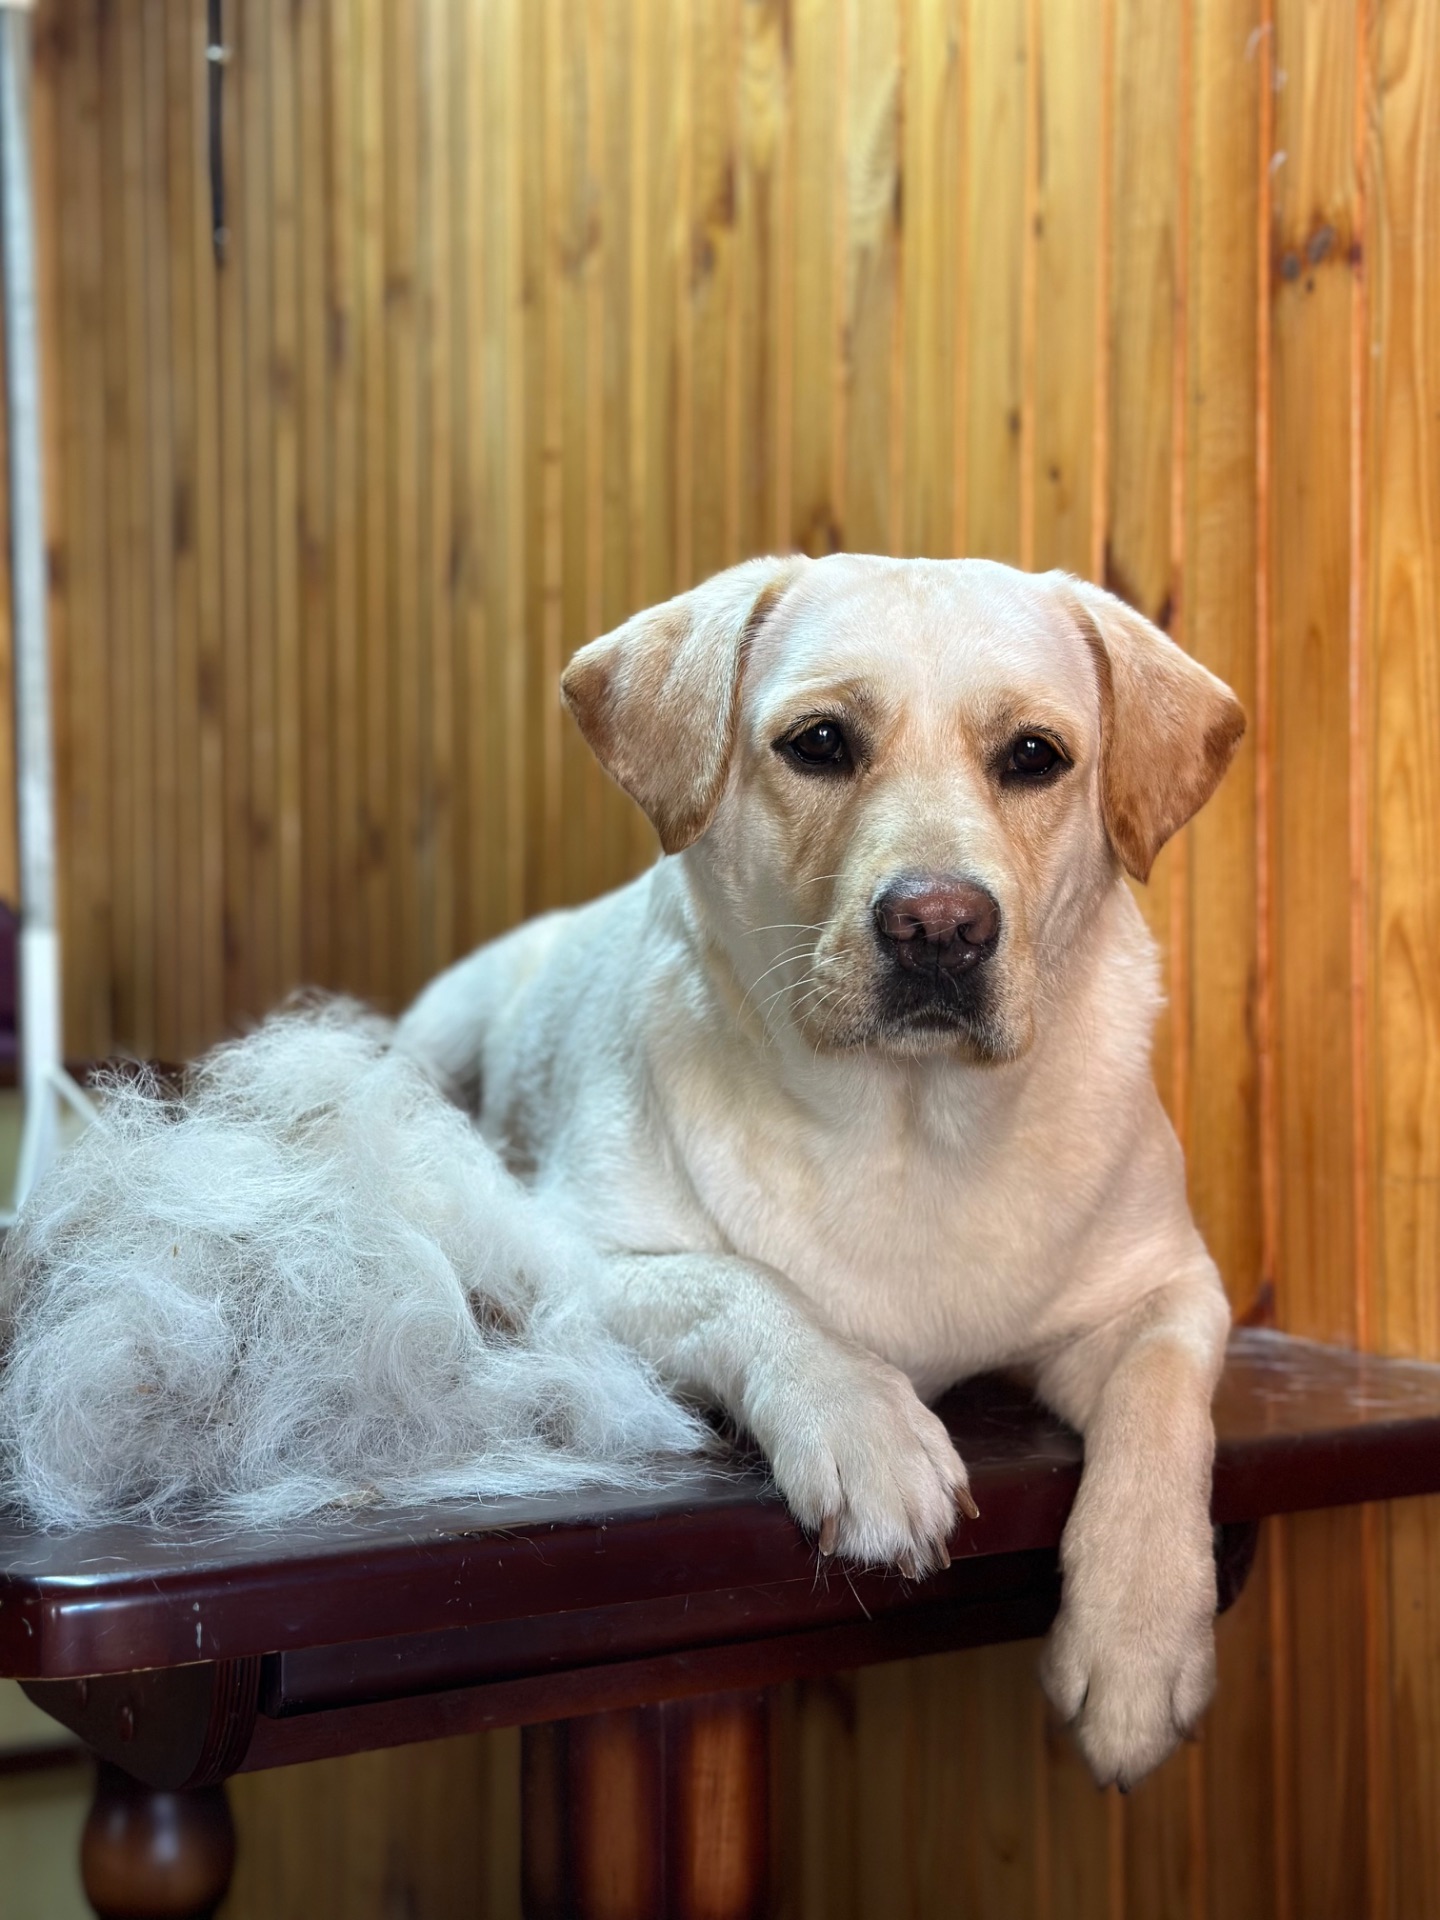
[0,1000,703,1529]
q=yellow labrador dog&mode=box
[398,555,1244,1788]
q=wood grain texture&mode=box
[1368,0,1440,1911]
[1025,7,1111,1907]
[961,0,1026,566]
[1266,5,1372,1915]
[898,0,961,560]
[1185,0,1263,1320]
[1031,0,1102,582]
[227,1731,522,1920]
[18,2,1440,1912]
[839,0,903,558]
[1104,4,1195,1905]
[1269,0,1361,1351]
[1184,9,1272,1909]
[1108,0,1184,1129]
[790,0,841,557]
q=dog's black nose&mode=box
[874,876,1000,970]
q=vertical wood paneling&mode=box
[949,1646,1045,1920]
[1105,7,1198,1904]
[296,0,332,992]
[1182,10,1272,1911]
[689,0,741,584]
[227,1730,523,1919]
[22,3,1440,1912]
[573,0,608,902]
[1369,0,1440,1362]
[385,0,420,991]
[1368,0,1440,1911]
[107,0,153,1053]
[183,0,224,1048]
[450,0,480,958]
[782,1676,860,1920]
[1267,5,1371,1916]
[790,0,840,554]
[961,0,1026,565]
[839,0,902,558]
[216,0,253,1027]
[143,0,179,1066]
[1367,0,1440,1359]
[241,0,278,1017]
[734,0,791,560]
[1028,9,1111,1911]
[1185,0,1264,1319]
[517,0,546,928]
[139,2,170,1060]
[498,65,533,925]
[328,0,361,997]
[1031,0,1102,581]
[269,0,302,1002]
[1269,0,1362,1347]
[898,0,960,560]
[0,23,19,929]
[1206,1544,1277,1920]
[420,0,453,971]
[356,0,390,998]
[538,0,574,914]
[1107,0,1184,1128]
[627,0,674,884]
[588,0,631,899]
[47,0,107,1056]
[1104,4,1193,1902]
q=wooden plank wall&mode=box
[14,0,1440,1912]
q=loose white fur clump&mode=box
[0,1000,704,1529]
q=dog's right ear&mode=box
[561,556,806,854]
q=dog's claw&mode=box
[956,1485,980,1522]
[818,1513,839,1556]
[937,1540,952,1570]
[899,1551,923,1580]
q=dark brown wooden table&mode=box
[7,1328,1440,1919]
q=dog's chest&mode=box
[675,1084,1079,1382]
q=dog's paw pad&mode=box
[754,1344,974,1574]
[1042,1599,1217,1786]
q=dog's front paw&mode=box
[1040,1510,1217,1788]
[746,1340,975,1574]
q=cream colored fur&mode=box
[399,554,1244,1789]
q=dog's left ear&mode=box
[562,556,806,853]
[1059,574,1246,882]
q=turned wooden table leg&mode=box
[80,1763,236,1920]
[522,1687,772,1920]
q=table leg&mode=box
[79,1761,236,1920]
[522,1686,772,1920]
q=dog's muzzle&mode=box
[872,874,1000,973]
[869,873,1001,1038]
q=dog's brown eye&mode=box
[1005,734,1064,779]
[781,721,851,771]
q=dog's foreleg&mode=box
[1034,1270,1230,1788]
[590,1252,975,1573]
[395,952,495,1107]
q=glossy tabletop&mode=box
[3,1329,1439,1687]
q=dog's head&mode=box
[563,555,1244,1062]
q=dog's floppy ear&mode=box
[561,556,806,854]
[1059,574,1246,883]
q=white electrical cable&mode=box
[0,3,96,1226]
